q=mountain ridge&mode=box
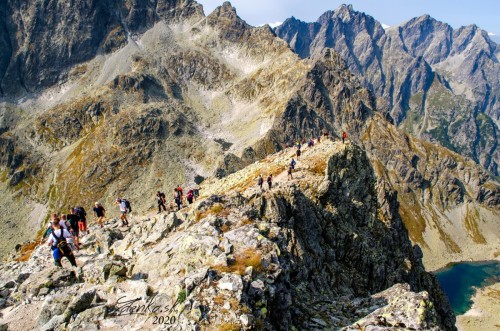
[0,140,457,330]
[275,3,500,176]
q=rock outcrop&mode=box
[0,141,456,330]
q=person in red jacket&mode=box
[342,131,347,144]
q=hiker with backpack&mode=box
[290,158,296,170]
[174,189,182,210]
[186,189,194,204]
[177,185,183,198]
[296,148,301,159]
[46,215,77,268]
[267,174,273,190]
[93,202,106,228]
[67,209,81,243]
[48,213,68,231]
[157,191,167,213]
[74,206,88,236]
[115,198,130,226]
[288,166,293,180]
[65,211,80,250]
[258,174,264,191]
[342,131,347,144]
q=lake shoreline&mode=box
[433,260,500,316]
[456,282,500,331]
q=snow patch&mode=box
[382,23,390,29]
[259,21,283,28]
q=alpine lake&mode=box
[434,261,500,315]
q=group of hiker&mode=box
[261,130,348,188]
[163,185,199,212]
[44,199,130,268]
[44,130,347,268]
[44,206,91,268]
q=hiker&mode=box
[296,148,301,159]
[46,216,77,268]
[186,189,194,204]
[288,166,293,180]
[342,131,347,144]
[267,174,273,190]
[64,212,80,250]
[174,189,182,210]
[193,187,200,199]
[176,185,183,198]
[51,213,68,230]
[93,202,106,228]
[296,141,301,150]
[115,198,129,226]
[42,222,53,241]
[317,135,321,143]
[258,174,264,191]
[324,130,329,139]
[74,206,88,236]
[157,191,167,213]
[290,158,296,170]
[308,138,314,147]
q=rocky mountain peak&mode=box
[205,0,250,40]
[335,3,355,18]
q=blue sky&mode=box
[197,0,500,38]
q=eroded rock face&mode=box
[0,0,204,97]
[0,141,456,330]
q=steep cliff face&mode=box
[0,0,204,97]
[0,141,456,330]
[275,5,500,175]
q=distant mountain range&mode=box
[275,4,500,176]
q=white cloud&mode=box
[259,21,283,28]
[488,32,496,36]
[382,23,390,29]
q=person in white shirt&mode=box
[49,213,68,230]
[47,216,77,267]
[115,198,129,226]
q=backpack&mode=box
[123,199,132,212]
[52,230,70,255]
[75,207,87,220]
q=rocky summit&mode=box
[0,141,456,330]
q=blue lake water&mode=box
[434,261,500,315]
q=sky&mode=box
[197,0,500,39]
